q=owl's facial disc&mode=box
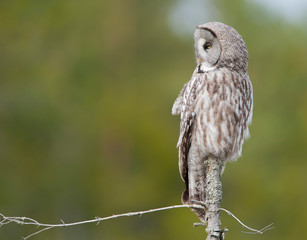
[195,29,221,72]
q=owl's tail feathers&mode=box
[181,188,189,204]
[181,188,207,222]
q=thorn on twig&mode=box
[60,219,66,226]
[95,217,101,225]
[193,222,206,228]
[220,228,228,240]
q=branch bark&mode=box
[204,158,223,240]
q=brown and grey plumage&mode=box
[172,22,253,221]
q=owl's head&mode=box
[194,22,248,73]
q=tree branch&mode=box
[204,158,224,240]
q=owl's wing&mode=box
[172,83,188,115]
[178,113,194,183]
[176,73,202,182]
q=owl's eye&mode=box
[203,43,212,50]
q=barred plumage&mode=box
[172,22,253,221]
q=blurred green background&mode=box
[1,0,306,239]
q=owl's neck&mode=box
[197,62,216,73]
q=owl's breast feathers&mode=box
[172,68,253,182]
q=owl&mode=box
[172,22,253,221]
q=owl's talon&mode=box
[190,200,208,209]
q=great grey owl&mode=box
[172,22,253,221]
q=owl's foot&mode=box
[190,200,208,209]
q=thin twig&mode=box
[241,223,275,234]
[219,208,274,234]
[23,227,55,240]
[0,205,272,239]
[1,205,203,239]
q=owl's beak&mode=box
[198,57,203,63]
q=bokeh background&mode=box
[1,0,306,239]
